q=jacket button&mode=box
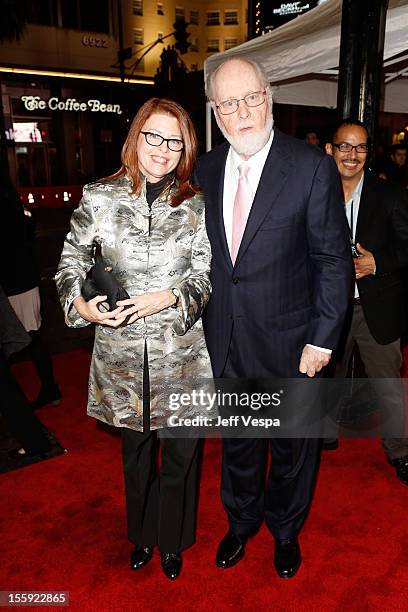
[232,277,239,284]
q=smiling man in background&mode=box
[195,58,351,578]
[326,119,408,485]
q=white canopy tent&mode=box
[203,0,408,135]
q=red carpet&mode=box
[1,348,408,611]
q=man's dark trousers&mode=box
[335,303,407,460]
[220,332,320,541]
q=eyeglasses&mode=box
[141,131,184,152]
[216,91,266,115]
[331,142,369,153]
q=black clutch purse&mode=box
[81,244,131,319]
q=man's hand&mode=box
[117,289,176,324]
[73,295,127,327]
[299,345,331,377]
[354,243,376,279]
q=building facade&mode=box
[124,0,248,76]
[1,0,247,193]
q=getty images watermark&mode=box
[156,377,408,439]
[167,389,283,429]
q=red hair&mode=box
[108,98,199,206]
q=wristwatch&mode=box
[171,287,181,308]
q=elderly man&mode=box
[195,58,351,578]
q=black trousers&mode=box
[0,352,51,453]
[335,304,408,461]
[121,344,201,552]
[220,342,320,541]
[27,329,57,393]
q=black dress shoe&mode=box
[322,438,339,451]
[274,538,301,579]
[130,546,153,570]
[388,456,408,486]
[160,552,182,580]
[216,532,247,569]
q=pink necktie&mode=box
[231,164,251,264]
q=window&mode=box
[80,0,109,33]
[132,0,143,16]
[224,10,239,25]
[157,2,164,15]
[61,0,79,28]
[224,38,238,50]
[175,6,185,21]
[190,9,199,25]
[207,38,220,52]
[133,27,144,45]
[28,0,58,26]
[207,11,220,25]
[61,0,109,33]
[190,37,199,52]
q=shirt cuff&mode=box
[306,344,332,355]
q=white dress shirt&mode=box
[345,172,364,298]
[223,130,274,251]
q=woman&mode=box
[56,98,212,580]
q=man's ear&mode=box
[325,143,333,155]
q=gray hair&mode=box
[205,57,271,101]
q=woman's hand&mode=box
[117,289,177,324]
[73,295,127,327]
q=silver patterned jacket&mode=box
[55,175,213,431]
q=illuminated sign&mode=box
[257,0,326,32]
[13,122,42,143]
[20,96,122,115]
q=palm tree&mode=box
[0,0,31,188]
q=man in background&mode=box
[326,119,408,485]
[379,144,408,189]
[305,130,321,147]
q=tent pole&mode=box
[337,0,388,145]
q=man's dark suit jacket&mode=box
[355,170,408,344]
[196,128,352,378]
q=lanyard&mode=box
[347,199,354,243]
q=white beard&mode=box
[215,109,274,158]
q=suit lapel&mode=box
[234,129,292,267]
[355,171,374,244]
[205,142,232,268]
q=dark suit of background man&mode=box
[195,58,351,578]
[326,120,408,486]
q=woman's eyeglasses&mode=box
[141,131,184,152]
